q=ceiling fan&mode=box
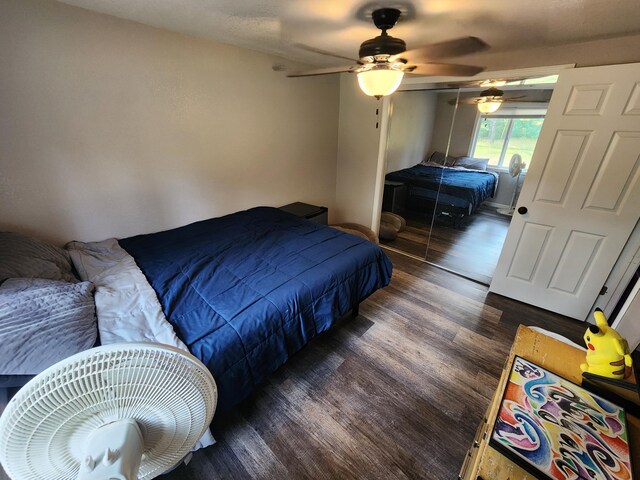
[287,8,488,99]
[451,87,548,113]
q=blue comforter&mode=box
[386,164,496,211]
[120,207,392,415]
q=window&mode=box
[470,109,546,170]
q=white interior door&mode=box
[490,63,640,320]
[612,280,640,350]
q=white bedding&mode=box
[67,238,186,348]
[67,238,215,450]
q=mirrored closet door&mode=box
[379,87,460,260]
[380,77,556,285]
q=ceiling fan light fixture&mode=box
[477,98,502,113]
[357,67,404,99]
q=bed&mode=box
[1,209,391,455]
[385,160,498,223]
[67,207,392,419]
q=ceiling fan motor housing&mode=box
[480,87,504,98]
[360,8,406,59]
[359,35,406,59]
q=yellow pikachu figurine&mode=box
[580,308,632,379]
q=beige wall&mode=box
[334,76,382,227]
[0,0,339,245]
[385,91,437,173]
[428,92,478,159]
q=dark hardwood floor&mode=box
[381,206,512,285]
[165,249,585,480]
[0,250,585,480]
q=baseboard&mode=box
[484,201,511,209]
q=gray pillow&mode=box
[0,232,77,284]
[454,156,489,171]
[0,278,97,375]
[426,151,458,167]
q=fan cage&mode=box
[0,344,217,480]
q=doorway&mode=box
[379,76,556,285]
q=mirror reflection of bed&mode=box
[380,78,555,285]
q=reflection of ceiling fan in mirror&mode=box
[416,75,557,92]
[287,8,489,99]
[451,87,549,113]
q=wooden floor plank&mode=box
[220,410,290,479]
[168,440,248,480]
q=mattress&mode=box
[386,163,497,212]
[118,207,393,415]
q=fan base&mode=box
[77,419,143,480]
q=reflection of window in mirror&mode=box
[469,105,547,171]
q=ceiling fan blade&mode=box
[287,66,356,77]
[448,98,477,105]
[405,63,485,77]
[450,98,549,106]
[426,76,552,90]
[503,95,527,100]
[503,99,549,103]
[396,37,489,62]
[294,43,358,63]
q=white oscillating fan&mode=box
[497,153,526,216]
[0,343,217,480]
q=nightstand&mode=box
[382,181,407,215]
[279,202,328,225]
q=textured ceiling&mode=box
[56,0,640,69]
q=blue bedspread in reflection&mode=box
[120,207,392,415]
[386,164,497,211]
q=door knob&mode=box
[518,206,528,215]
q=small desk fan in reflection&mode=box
[497,153,526,216]
[0,343,217,480]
